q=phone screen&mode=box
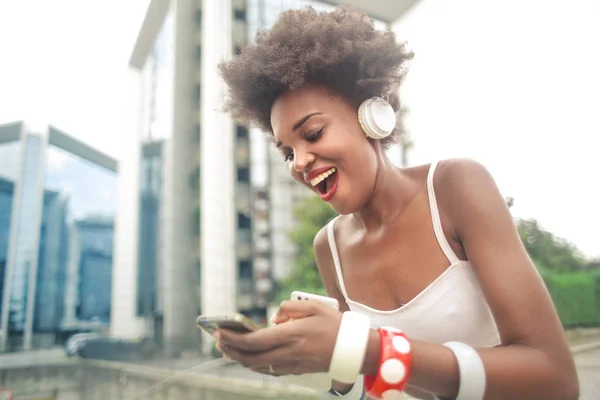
[196,314,259,335]
[216,320,255,333]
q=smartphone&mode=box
[196,313,260,336]
[290,291,339,310]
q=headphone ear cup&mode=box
[358,97,396,140]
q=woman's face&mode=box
[270,85,380,215]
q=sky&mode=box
[0,0,598,258]
[0,0,148,156]
[393,0,600,258]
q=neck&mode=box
[352,150,420,231]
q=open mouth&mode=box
[310,168,338,200]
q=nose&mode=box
[293,151,315,173]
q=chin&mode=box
[327,198,359,216]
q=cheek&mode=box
[340,143,378,185]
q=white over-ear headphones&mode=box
[357,97,396,140]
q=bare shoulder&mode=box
[433,158,500,204]
[399,158,492,198]
[432,158,508,235]
[434,158,494,188]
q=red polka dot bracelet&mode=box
[364,326,413,399]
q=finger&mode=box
[272,300,324,324]
[221,344,291,375]
[217,323,296,352]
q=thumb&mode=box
[271,299,324,324]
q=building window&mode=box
[236,125,248,139]
[195,10,202,27]
[234,9,246,21]
[193,206,201,236]
[189,166,200,190]
[239,260,252,279]
[193,84,201,108]
[237,213,251,229]
[195,45,202,66]
[192,123,200,144]
[237,167,250,183]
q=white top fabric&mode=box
[326,160,501,348]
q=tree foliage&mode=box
[276,195,337,302]
[516,219,587,273]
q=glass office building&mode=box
[0,122,117,351]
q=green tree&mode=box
[516,219,587,273]
[276,195,337,302]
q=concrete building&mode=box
[115,0,418,355]
[0,121,117,352]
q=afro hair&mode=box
[219,6,413,148]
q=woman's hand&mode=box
[216,300,342,376]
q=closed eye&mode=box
[281,128,323,162]
[307,128,324,142]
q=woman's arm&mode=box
[314,222,438,400]
[360,159,579,399]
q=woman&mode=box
[215,7,579,400]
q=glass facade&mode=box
[8,135,44,332]
[0,141,20,324]
[137,141,163,316]
[34,190,68,331]
[0,132,117,351]
[142,12,174,142]
[0,141,22,183]
[75,219,113,322]
[39,144,117,329]
[134,10,173,320]
[0,177,14,323]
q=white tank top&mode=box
[326,160,501,348]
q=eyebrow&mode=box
[275,112,322,148]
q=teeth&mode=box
[310,168,336,187]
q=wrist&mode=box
[363,327,413,399]
[329,311,371,384]
[361,328,382,376]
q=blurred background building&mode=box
[0,121,117,352]
[113,0,406,356]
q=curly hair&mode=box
[219,6,413,148]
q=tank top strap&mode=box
[326,216,350,302]
[427,160,461,265]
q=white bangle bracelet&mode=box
[329,311,371,384]
[443,341,486,400]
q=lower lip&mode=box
[320,172,338,202]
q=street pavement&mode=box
[575,347,600,400]
[1,345,599,398]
